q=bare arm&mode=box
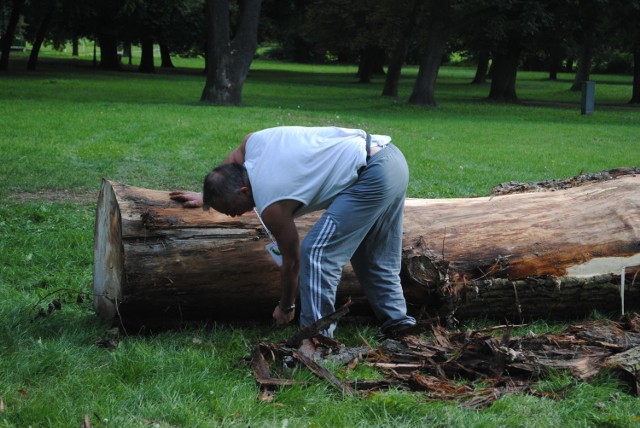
[170,133,253,208]
[221,133,252,165]
[261,199,302,325]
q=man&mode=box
[170,126,415,337]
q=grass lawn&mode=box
[0,50,639,427]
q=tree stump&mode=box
[93,169,640,329]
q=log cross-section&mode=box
[93,171,640,329]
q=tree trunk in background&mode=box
[488,42,520,102]
[123,43,132,65]
[631,45,640,104]
[138,37,155,73]
[72,36,79,56]
[357,46,385,83]
[548,43,564,81]
[381,45,405,97]
[408,0,451,107]
[471,49,490,84]
[356,47,371,83]
[98,33,121,70]
[0,0,26,71]
[94,170,640,330]
[565,53,575,72]
[570,35,593,91]
[382,0,425,98]
[570,0,600,91]
[159,42,174,68]
[27,3,56,71]
[201,0,262,105]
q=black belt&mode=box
[365,133,372,161]
[358,133,373,176]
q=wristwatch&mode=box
[278,301,296,313]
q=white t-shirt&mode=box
[244,126,389,217]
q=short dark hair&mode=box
[202,163,246,210]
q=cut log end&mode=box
[93,179,124,321]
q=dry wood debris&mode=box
[490,167,640,196]
[251,305,640,408]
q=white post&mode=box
[620,267,626,315]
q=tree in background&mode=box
[86,0,129,70]
[302,0,392,83]
[379,0,425,97]
[123,0,157,73]
[569,0,608,91]
[482,0,551,102]
[530,0,574,81]
[259,0,313,62]
[408,0,454,107]
[0,0,26,71]
[201,0,262,105]
[150,0,206,61]
[123,0,204,72]
[634,44,640,103]
[25,0,57,71]
[2,0,638,105]
[607,0,640,103]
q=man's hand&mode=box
[262,200,301,327]
[169,191,203,208]
[272,305,295,326]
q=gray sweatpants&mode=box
[299,143,416,336]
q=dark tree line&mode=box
[1,0,639,105]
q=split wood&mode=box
[251,306,640,409]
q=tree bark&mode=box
[123,42,132,65]
[200,0,262,105]
[548,43,564,81]
[72,36,79,56]
[471,49,490,85]
[408,0,451,107]
[565,53,575,72]
[27,3,56,71]
[631,44,640,104]
[357,46,385,84]
[138,37,155,73]
[488,42,520,102]
[0,0,26,71]
[98,33,121,71]
[570,34,593,92]
[382,0,425,98]
[570,0,599,92]
[159,42,174,68]
[381,46,405,97]
[94,169,640,329]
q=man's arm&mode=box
[170,134,253,207]
[221,133,251,165]
[261,199,302,326]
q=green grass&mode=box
[1,50,639,427]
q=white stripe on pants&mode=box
[299,144,415,336]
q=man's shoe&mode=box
[381,322,423,339]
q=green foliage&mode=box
[0,55,639,426]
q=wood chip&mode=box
[251,313,640,405]
[293,351,356,396]
[82,414,91,428]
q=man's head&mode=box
[202,163,254,217]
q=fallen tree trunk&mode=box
[93,169,640,329]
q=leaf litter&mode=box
[251,302,640,409]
